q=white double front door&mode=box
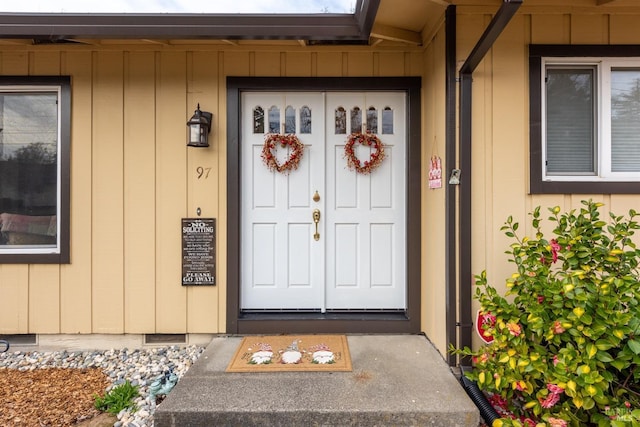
[240,91,406,312]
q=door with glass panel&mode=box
[240,91,406,312]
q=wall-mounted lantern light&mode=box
[187,104,213,148]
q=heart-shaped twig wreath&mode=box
[261,133,305,174]
[344,132,385,174]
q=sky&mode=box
[0,0,355,14]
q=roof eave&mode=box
[0,0,381,42]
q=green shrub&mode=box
[454,200,640,426]
[94,380,139,415]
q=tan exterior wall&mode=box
[0,44,433,338]
[421,25,448,354]
[456,6,640,349]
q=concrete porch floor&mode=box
[154,334,480,426]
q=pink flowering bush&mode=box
[454,201,640,426]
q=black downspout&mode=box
[457,0,523,365]
[445,5,457,367]
[458,70,473,366]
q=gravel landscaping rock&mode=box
[0,345,205,427]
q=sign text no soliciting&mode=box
[182,218,215,286]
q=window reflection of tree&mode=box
[1,94,57,161]
[10,142,56,164]
[0,93,59,220]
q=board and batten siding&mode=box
[455,7,640,349]
[0,46,428,338]
[422,26,448,356]
[2,6,639,359]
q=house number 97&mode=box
[196,167,212,179]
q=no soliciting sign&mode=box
[181,218,215,286]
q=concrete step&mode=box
[155,334,479,427]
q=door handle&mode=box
[312,209,321,241]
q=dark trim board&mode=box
[226,76,422,335]
[237,319,416,335]
[238,312,413,334]
[0,76,71,264]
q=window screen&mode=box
[611,68,640,172]
[545,68,596,175]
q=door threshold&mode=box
[240,310,407,321]
[235,311,418,334]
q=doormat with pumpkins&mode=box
[226,335,352,372]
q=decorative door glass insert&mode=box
[366,106,378,133]
[335,107,346,134]
[285,105,296,134]
[350,106,362,133]
[382,107,393,134]
[268,106,280,133]
[253,106,264,134]
[300,106,312,134]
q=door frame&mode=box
[227,76,421,334]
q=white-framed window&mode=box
[0,77,70,263]
[529,45,640,194]
[543,58,640,181]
